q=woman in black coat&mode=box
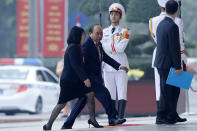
[43,26,102,130]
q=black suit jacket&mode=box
[82,36,120,86]
[154,17,181,70]
[60,44,87,83]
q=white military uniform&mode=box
[149,0,187,101]
[101,25,130,100]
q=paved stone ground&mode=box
[0,113,196,131]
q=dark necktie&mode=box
[111,27,115,34]
[96,43,101,61]
[96,43,99,53]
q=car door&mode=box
[42,70,59,110]
[35,70,50,112]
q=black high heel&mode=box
[43,125,47,131]
[43,124,51,130]
[88,119,103,128]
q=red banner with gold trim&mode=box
[43,0,65,57]
[17,0,29,57]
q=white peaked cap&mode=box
[157,0,169,8]
[109,3,125,18]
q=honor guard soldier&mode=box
[149,0,187,123]
[101,3,130,121]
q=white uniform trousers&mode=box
[104,71,128,100]
[154,68,161,101]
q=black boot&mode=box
[156,100,159,111]
[111,100,118,118]
[118,100,127,122]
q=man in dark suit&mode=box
[61,24,128,129]
[154,0,183,125]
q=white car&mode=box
[0,65,60,115]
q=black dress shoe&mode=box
[118,118,126,124]
[109,119,118,126]
[109,118,126,126]
[61,124,72,129]
[176,117,187,122]
[156,118,176,125]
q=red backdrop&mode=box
[17,0,29,57]
[43,0,65,57]
[17,0,66,57]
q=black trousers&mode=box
[63,83,117,127]
[157,68,180,120]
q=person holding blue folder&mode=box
[154,0,184,124]
[149,0,187,123]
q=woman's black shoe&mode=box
[88,119,103,128]
[43,125,47,130]
[43,124,51,130]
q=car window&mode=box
[43,71,58,84]
[36,70,46,82]
[0,69,28,80]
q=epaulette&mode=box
[149,18,155,38]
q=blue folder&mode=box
[166,68,194,90]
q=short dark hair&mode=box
[67,26,85,45]
[89,24,100,33]
[166,0,178,15]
